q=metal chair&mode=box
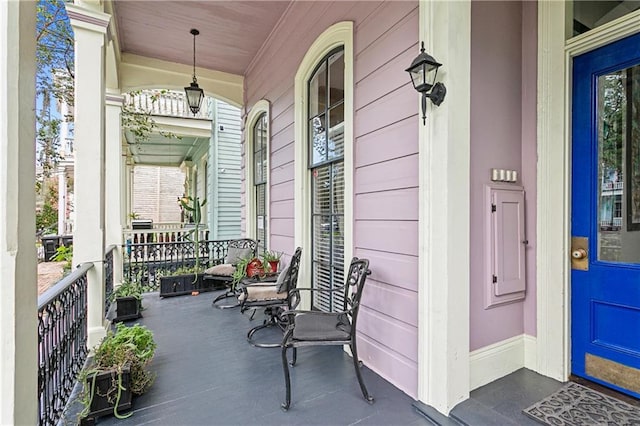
[240,247,302,348]
[280,257,373,410]
[208,238,257,308]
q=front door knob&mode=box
[572,248,587,259]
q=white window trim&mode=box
[294,21,354,310]
[536,2,640,383]
[245,99,270,247]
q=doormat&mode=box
[523,382,640,425]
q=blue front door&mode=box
[572,32,640,398]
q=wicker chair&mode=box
[280,257,373,410]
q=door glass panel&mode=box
[597,64,640,262]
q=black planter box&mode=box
[113,296,142,322]
[159,273,228,297]
[83,366,133,419]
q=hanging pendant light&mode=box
[185,28,204,115]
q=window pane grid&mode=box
[252,113,267,254]
[308,47,344,168]
[311,162,344,312]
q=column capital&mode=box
[66,3,110,34]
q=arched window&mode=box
[253,112,268,254]
[308,47,345,312]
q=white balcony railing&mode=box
[602,181,624,191]
[124,90,211,120]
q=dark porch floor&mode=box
[61,289,570,425]
[96,291,429,425]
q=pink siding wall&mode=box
[244,1,420,397]
[469,1,538,351]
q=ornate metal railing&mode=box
[105,245,116,317]
[123,239,232,290]
[37,263,93,426]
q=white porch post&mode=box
[58,165,67,233]
[105,93,124,284]
[67,3,110,348]
[0,1,37,423]
[417,0,472,415]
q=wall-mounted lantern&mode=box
[405,42,446,124]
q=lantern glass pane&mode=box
[185,88,203,110]
[411,68,424,88]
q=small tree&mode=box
[179,196,207,277]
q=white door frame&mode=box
[536,2,640,382]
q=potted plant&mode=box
[261,251,282,273]
[231,257,251,289]
[78,323,156,423]
[110,280,143,322]
[246,257,264,279]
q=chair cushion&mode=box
[292,312,351,341]
[204,264,235,276]
[275,263,290,293]
[225,247,252,264]
[239,284,287,302]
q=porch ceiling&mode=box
[112,1,292,76]
[125,130,209,167]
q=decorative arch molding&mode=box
[245,99,271,246]
[293,21,354,309]
[118,53,244,107]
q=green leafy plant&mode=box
[179,196,207,280]
[110,279,142,302]
[79,323,156,420]
[51,244,72,272]
[232,257,251,286]
[122,89,182,143]
[261,251,282,263]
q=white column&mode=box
[105,93,124,284]
[0,1,37,424]
[58,165,67,233]
[536,0,569,381]
[417,0,471,415]
[68,3,110,348]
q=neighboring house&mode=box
[4,1,640,424]
[125,92,242,238]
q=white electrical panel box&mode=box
[485,185,526,309]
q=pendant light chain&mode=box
[192,30,197,84]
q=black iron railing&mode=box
[123,239,233,290]
[37,263,93,426]
[104,245,115,317]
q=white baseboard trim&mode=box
[470,334,525,390]
[523,334,537,370]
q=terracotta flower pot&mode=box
[268,260,279,273]
[246,258,264,278]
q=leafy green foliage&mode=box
[232,257,251,286]
[111,280,143,302]
[36,203,58,235]
[180,196,207,276]
[50,244,72,272]
[79,324,157,420]
[262,250,282,262]
[122,90,182,143]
